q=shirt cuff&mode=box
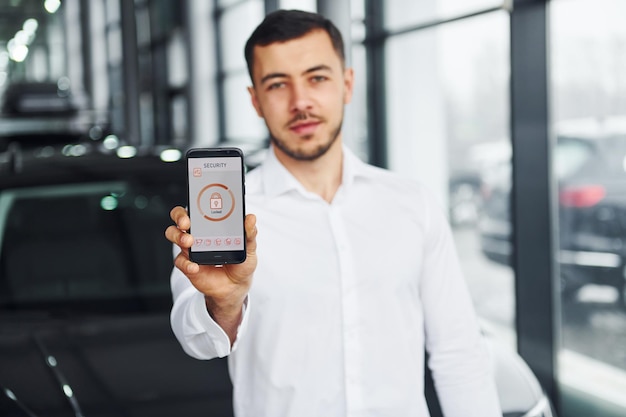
[190,291,250,357]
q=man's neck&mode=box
[274,142,343,204]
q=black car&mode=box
[479,133,626,307]
[0,143,555,417]
[0,145,238,417]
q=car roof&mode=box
[0,146,186,190]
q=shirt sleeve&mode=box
[169,244,250,360]
[419,191,502,417]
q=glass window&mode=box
[224,72,267,142]
[280,0,316,12]
[171,94,188,145]
[167,29,188,87]
[217,0,265,145]
[0,4,62,83]
[385,11,514,347]
[136,7,151,46]
[106,26,123,66]
[90,0,109,112]
[218,0,243,8]
[342,0,368,161]
[106,0,121,22]
[109,66,125,134]
[551,1,626,414]
[384,0,504,31]
[351,0,365,22]
[220,0,264,73]
[149,0,179,40]
[139,91,154,146]
[344,42,368,161]
[47,16,66,78]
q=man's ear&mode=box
[343,67,354,105]
[248,86,264,117]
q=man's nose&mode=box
[290,83,313,112]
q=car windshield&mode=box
[555,134,626,181]
[554,137,595,180]
[0,179,182,313]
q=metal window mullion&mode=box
[212,0,228,143]
[510,0,560,411]
[120,0,141,145]
[181,0,195,147]
[79,0,93,108]
[265,0,279,14]
[363,0,387,168]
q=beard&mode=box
[269,111,344,161]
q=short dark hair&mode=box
[244,9,345,84]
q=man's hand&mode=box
[165,206,258,344]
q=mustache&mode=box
[286,111,323,127]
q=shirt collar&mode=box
[260,144,373,198]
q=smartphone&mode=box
[186,147,246,265]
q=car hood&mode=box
[0,311,233,417]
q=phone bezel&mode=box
[186,147,246,265]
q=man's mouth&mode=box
[289,121,320,136]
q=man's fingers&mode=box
[245,214,258,254]
[164,225,177,244]
[164,224,193,248]
[174,250,200,275]
[170,206,190,230]
[166,206,193,248]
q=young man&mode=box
[166,9,502,417]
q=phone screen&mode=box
[186,148,246,264]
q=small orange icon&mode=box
[204,239,212,246]
[195,239,203,246]
[225,238,232,246]
[215,239,222,246]
[234,238,241,245]
[193,168,202,177]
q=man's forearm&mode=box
[205,295,245,346]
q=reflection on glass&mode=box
[385,11,514,347]
[551,1,626,415]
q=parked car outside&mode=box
[479,132,626,307]
[448,140,511,228]
[0,141,554,417]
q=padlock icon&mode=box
[210,192,223,209]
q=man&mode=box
[166,9,501,417]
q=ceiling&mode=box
[0,0,54,48]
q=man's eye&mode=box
[267,82,285,90]
[311,75,328,83]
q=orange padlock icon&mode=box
[210,192,223,209]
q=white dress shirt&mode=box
[170,146,502,417]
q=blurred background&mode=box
[1,0,625,416]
